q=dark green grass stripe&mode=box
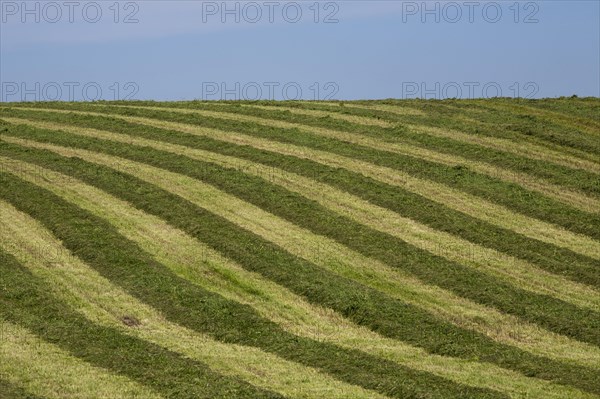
[3,110,598,285]
[0,139,598,396]
[0,379,45,399]
[0,251,283,399]
[4,123,598,345]
[0,173,505,399]
[6,104,598,241]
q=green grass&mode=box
[1,115,597,284]
[0,379,45,399]
[0,250,284,399]
[2,109,598,274]
[4,122,599,343]
[18,101,598,196]
[0,139,599,396]
[0,98,598,399]
[0,171,506,399]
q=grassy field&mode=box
[0,98,598,399]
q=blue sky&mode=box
[1,0,599,101]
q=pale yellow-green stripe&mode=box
[297,101,426,116]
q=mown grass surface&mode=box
[5,134,600,374]
[2,110,598,278]
[8,103,599,212]
[5,118,598,315]
[0,319,164,399]
[0,171,507,399]
[0,250,284,399]
[0,379,45,399]
[17,101,598,196]
[291,98,600,161]
[5,164,591,399]
[2,122,599,327]
[0,139,598,396]
[0,98,598,399]
[0,198,391,399]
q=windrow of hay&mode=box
[296,101,427,116]
[236,104,396,127]
[410,123,600,174]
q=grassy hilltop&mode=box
[0,98,599,399]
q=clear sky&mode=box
[1,0,599,101]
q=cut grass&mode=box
[244,104,396,127]
[0,379,45,399]
[0,173,504,399]
[4,110,597,286]
[0,139,598,395]
[103,101,600,181]
[0,251,284,399]
[521,98,600,131]
[7,104,599,221]
[4,155,600,389]
[413,122,600,173]
[113,103,600,211]
[12,132,598,343]
[97,102,600,189]
[0,320,164,399]
[0,199,388,399]
[1,98,598,397]
[12,133,600,344]
[347,99,600,161]
[297,100,427,116]
[9,105,600,245]
[471,100,600,148]
[7,105,599,250]
[3,118,598,315]
[294,99,600,167]
[3,128,600,350]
